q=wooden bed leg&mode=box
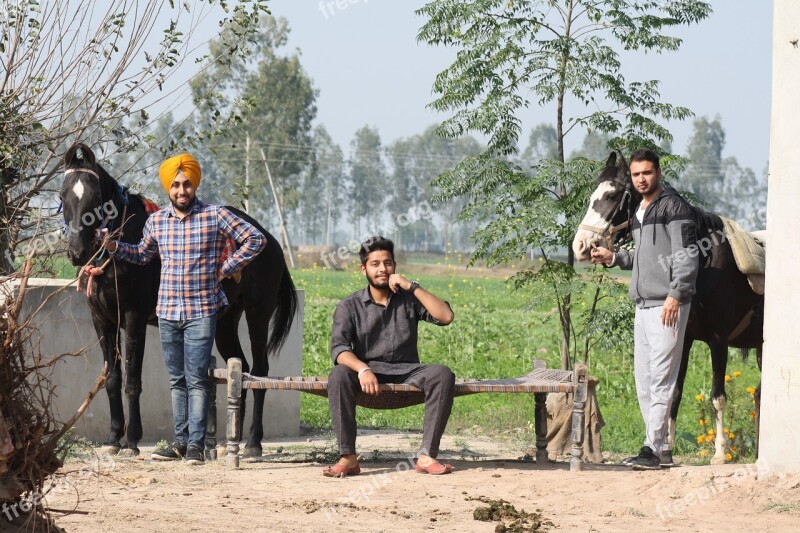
[570,363,589,472]
[226,358,242,469]
[534,392,548,464]
[205,357,218,461]
[532,358,548,464]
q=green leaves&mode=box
[419,0,712,365]
[189,15,317,215]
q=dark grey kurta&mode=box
[330,286,450,375]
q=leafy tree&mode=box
[348,126,385,236]
[681,116,767,227]
[418,0,712,368]
[682,115,725,205]
[298,126,346,244]
[0,0,269,274]
[191,15,317,225]
[572,130,614,161]
[386,125,483,251]
[719,158,767,229]
[521,124,559,164]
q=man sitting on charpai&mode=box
[323,236,456,477]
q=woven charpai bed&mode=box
[211,359,589,471]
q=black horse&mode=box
[572,151,763,463]
[60,143,297,458]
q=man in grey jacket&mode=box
[591,148,699,470]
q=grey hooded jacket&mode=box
[613,187,699,308]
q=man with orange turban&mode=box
[104,153,265,465]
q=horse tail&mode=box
[740,348,751,361]
[266,264,297,357]
[64,142,96,168]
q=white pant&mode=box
[633,302,691,454]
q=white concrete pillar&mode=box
[760,0,800,474]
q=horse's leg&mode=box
[118,313,147,457]
[94,318,124,453]
[708,338,729,464]
[755,346,763,458]
[214,308,249,448]
[241,301,273,458]
[667,337,694,458]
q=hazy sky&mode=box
[185,1,774,175]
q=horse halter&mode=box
[578,184,633,251]
[62,166,129,262]
[64,167,100,180]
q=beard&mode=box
[366,272,390,290]
[171,196,195,213]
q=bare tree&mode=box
[0,0,269,274]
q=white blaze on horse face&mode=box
[71,179,85,201]
[572,181,616,261]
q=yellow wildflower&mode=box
[725,375,732,382]
[705,435,714,443]
[708,429,716,435]
[746,387,756,395]
[750,411,757,419]
[733,371,742,378]
[699,449,709,457]
[728,432,735,439]
[695,393,704,401]
[699,418,707,426]
[726,453,733,461]
[730,446,738,453]
[696,435,705,444]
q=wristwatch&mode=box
[407,280,420,294]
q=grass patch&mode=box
[293,266,760,460]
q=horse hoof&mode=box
[710,455,727,465]
[100,444,121,455]
[118,448,140,458]
[242,445,263,459]
[216,445,227,458]
[205,449,218,461]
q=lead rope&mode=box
[78,202,128,296]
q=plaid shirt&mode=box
[113,199,265,320]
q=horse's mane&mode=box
[690,204,724,238]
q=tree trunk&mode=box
[0,179,14,275]
[556,0,575,371]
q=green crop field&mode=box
[292,260,760,463]
[42,251,759,462]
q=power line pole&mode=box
[260,148,296,268]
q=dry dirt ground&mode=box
[39,429,800,533]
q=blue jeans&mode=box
[158,316,217,450]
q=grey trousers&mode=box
[633,302,691,454]
[328,364,455,457]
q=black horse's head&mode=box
[572,151,640,262]
[60,143,119,266]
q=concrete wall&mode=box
[761,1,800,473]
[19,279,304,445]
